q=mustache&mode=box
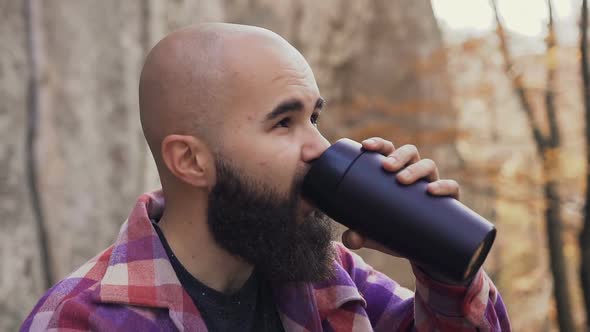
[292,165,311,199]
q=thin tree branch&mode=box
[490,0,547,154]
[545,0,560,148]
[137,0,152,195]
[24,0,53,289]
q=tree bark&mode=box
[579,0,590,328]
[0,0,45,330]
[544,176,575,332]
[36,0,154,279]
[24,0,54,290]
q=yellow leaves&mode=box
[558,149,587,188]
[535,147,561,183]
[565,242,577,259]
[414,49,448,74]
[544,46,559,70]
[460,38,485,54]
[511,267,547,292]
[461,83,495,98]
[543,147,560,165]
[345,95,452,116]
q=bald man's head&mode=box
[139,22,324,197]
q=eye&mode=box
[311,113,320,126]
[275,117,291,128]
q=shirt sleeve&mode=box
[411,264,511,331]
[335,243,511,332]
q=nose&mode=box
[301,131,331,163]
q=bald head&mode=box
[139,23,298,171]
[139,22,324,201]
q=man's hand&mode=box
[341,137,460,256]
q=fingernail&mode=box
[342,234,351,247]
[363,139,376,145]
[429,183,439,191]
[387,156,397,164]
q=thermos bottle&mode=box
[302,138,496,282]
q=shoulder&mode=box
[331,241,372,274]
[22,243,179,331]
[20,247,113,331]
[22,295,172,331]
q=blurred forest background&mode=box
[2,0,590,330]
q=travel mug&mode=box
[302,138,496,282]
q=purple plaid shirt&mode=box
[22,190,511,331]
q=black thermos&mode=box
[302,138,496,282]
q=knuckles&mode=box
[420,158,435,168]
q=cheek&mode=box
[227,132,301,190]
[255,157,293,177]
[255,142,299,170]
[255,153,299,190]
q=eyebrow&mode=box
[265,97,325,122]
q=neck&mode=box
[158,191,254,294]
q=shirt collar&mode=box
[94,189,365,328]
[95,190,192,311]
[271,246,367,329]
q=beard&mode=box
[206,156,336,283]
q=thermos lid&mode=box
[302,138,364,206]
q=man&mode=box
[22,23,511,331]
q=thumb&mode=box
[342,229,401,257]
[342,230,366,250]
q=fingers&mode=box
[342,230,401,257]
[363,138,460,199]
[395,158,439,184]
[342,229,365,249]
[382,144,421,173]
[427,179,461,200]
[362,137,395,156]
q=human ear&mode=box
[161,135,213,188]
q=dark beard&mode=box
[207,157,335,283]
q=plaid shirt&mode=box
[22,190,511,331]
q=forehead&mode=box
[222,36,320,114]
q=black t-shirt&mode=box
[152,221,285,332]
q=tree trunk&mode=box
[0,0,45,330]
[36,0,155,279]
[543,2,575,331]
[24,0,54,290]
[579,0,590,328]
[545,177,575,332]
